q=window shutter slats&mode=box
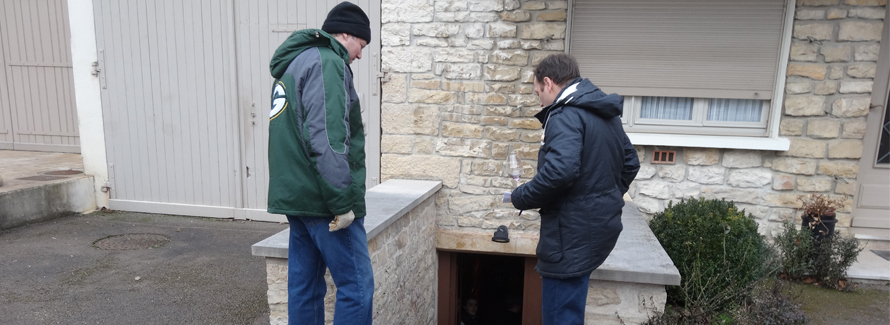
[570,0,787,100]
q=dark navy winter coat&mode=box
[512,78,640,279]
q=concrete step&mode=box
[847,227,890,284]
[852,227,890,242]
[0,176,96,231]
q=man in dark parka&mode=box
[511,54,640,325]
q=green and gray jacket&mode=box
[267,29,366,218]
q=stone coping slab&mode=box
[435,200,681,286]
[252,179,442,259]
[590,201,681,286]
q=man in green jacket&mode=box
[267,2,372,324]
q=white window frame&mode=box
[622,97,771,137]
[567,0,794,151]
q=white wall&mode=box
[68,0,108,208]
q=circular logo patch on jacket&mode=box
[270,81,287,120]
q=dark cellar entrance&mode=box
[438,251,542,325]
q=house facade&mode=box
[0,0,881,323]
[376,0,889,242]
[47,0,886,240]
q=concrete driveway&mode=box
[0,211,287,325]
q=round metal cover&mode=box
[93,233,170,250]
[44,170,84,176]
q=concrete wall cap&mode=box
[589,200,682,286]
[252,179,443,258]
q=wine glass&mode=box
[506,153,522,187]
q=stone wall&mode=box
[380,0,568,237]
[629,0,884,238]
[586,280,667,325]
[379,0,885,240]
[264,197,438,325]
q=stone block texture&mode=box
[626,0,881,238]
[381,0,569,238]
[626,3,881,239]
[265,197,438,325]
[379,0,880,245]
[585,280,667,324]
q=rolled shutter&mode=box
[569,0,787,100]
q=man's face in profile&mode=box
[534,77,557,108]
[340,34,366,64]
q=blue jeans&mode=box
[542,272,591,325]
[286,215,374,325]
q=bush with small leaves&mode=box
[774,222,814,280]
[774,221,863,290]
[649,198,771,312]
[811,234,861,290]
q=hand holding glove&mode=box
[329,210,355,232]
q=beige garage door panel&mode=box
[858,184,890,210]
[0,0,79,153]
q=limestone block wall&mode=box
[630,0,885,238]
[380,0,568,236]
[379,0,885,240]
[264,197,438,325]
[586,281,667,325]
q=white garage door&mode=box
[93,0,381,221]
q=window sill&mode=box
[627,133,790,151]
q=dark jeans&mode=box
[542,272,592,325]
[286,215,374,325]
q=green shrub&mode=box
[812,235,861,290]
[774,222,814,280]
[774,222,862,290]
[649,198,771,312]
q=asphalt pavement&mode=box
[0,210,288,325]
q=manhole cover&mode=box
[44,170,83,176]
[93,233,170,250]
[17,175,67,181]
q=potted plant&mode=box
[798,194,844,241]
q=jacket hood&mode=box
[535,78,624,127]
[269,29,350,79]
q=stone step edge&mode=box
[0,176,96,231]
[846,272,890,283]
[854,233,890,242]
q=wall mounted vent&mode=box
[652,150,677,164]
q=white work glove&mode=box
[329,210,355,232]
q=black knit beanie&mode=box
[322,2,371,44]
